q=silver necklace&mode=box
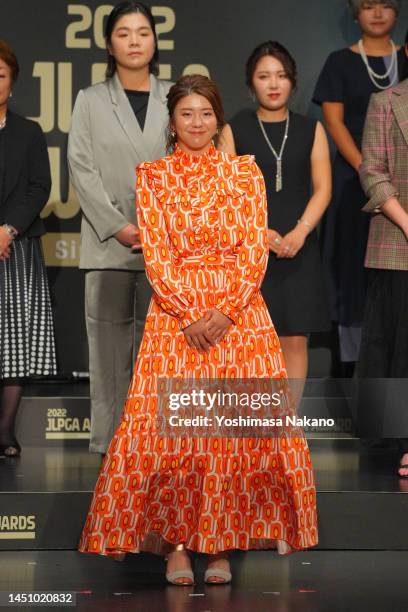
[256,111,289,192]
[0,116,6,130]
[358,39,397,90]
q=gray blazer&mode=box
[68,73,172,270]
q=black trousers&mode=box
[357,269,408,453]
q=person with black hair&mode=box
[220,41,331,388]
[313,0,406,376]
[358,31,408,477]
[0,40,56,457]
[68,2,172,455]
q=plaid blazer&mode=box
[359,79,408,270]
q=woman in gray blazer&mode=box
[68,1,172,455]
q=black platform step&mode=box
[1,439,407,551]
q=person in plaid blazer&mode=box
[358,31,408,478]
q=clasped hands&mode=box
[267,225,307,259]
[183,309,233,352]
[0,227,12,261]
[115,223,142,250]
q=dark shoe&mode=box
[0,437,21,458]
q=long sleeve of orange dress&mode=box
[216,159,269,324]
[136,164,201,329]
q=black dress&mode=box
[229,109,330,336]
[0,118,57,379]
[313,47,405,361]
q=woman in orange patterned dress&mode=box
[78,75,318,585]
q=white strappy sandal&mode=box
[204,553,232,584]
[165,544,195,586]
[204,567,232,584]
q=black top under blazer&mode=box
[0,110,51,237]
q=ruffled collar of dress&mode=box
[173,143,219,166]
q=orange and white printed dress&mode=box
[78,144,318,557]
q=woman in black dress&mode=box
[313,0,405,375]
[0,40,57,457]
[219,41,331,385]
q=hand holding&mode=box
[115,224,141,248]
[267,229,286,254]
[277,224,307,258]
[0,245,11,261]
[183,316,218,353]
[130,231,142,251]
[0,227,12,259]
[205,309,233,342]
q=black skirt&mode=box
[0,237,57,379]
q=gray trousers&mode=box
[85,270,151,453]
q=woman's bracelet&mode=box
[297,218,312,233]
[2,224,18,239]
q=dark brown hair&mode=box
[246,41,297,91]
[0,40,20,84]
[166,74,225,152]
[105,1,159,78]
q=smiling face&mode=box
[357,3,397,38]
[107,12,156,72]
[0,59,12,109]
[171,93,218,154]
[251,55,293,113]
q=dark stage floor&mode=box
[0,549,407,612]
